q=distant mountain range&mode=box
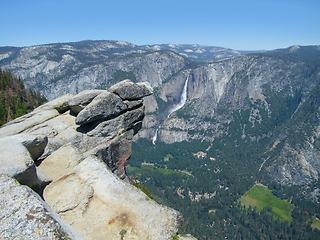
[141,43,262,62]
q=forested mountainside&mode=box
[0,68,46,125]
[1,41,320,239]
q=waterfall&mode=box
[152,76,189,145]
[152,126,160,145]
[167,76,189,117]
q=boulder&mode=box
[84,130,134,180]
[108,79,153,100]
[0,94,73,138]
[0,134,50,187]
[75,91,128,125]
[19,134,48,160]
[124,99,143,110]
[68,89,106,114]
[85,105,145,140]
[0,109,59,138]
[46,93,73,113]
[37,144,83,182]
[26,111,81,157]
[0,174,84,240]
[43,156,183,240]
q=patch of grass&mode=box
[311,216,320,230]
[164,153,174,162]
[127,164,191,177]
[126,165,138,172]
[141,165,154,171]
[158,168,176,175]
[239,185,294,224]
[165,154,174,159]
[133,182,154,199]
[119,229,127,240]
[126,164,154,176]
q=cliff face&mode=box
[152,46,320,186]
[0,80,186,239]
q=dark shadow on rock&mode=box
[76,120,103,134]
[35,184,48,201]
[69,109,78,117]
[132,121,143,135]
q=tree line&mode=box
[0,68,47,126]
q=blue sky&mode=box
[0,0,319,50]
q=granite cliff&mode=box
[155,46,320,187]
[0,80,193,239]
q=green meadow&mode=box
[239,185,294,224]
[311,216,320,230]
[127,164,191,177]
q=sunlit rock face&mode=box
[0,80,185,239]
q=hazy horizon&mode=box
[1,0,319,51]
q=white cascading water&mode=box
[152,76,189,145]
[152,127,160,145]
[167,76,189,118]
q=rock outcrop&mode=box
[0,174,84,240]
[0,80,185,239]
[0,134,50,187]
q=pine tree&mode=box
[0,68,47,126]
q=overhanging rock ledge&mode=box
[0,80,190,240]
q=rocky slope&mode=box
[0,80,191,239]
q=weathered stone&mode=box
[43,156,182,240]
[122,105,145,129]
[124,99,143,110]
[26,111,83,158]
[0,109,59,137]
[37,144,83,182]
[0,94,73,138]
[75,91,128,125]
[108,79,153,100]
[86,105,145,139]
[84,130,134,180]
[0,134,50,187]
[18,134,48,160]
[44,173,94,214]
[47,93,73,113]
[68,89,106,114]
[0,174,84,240]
